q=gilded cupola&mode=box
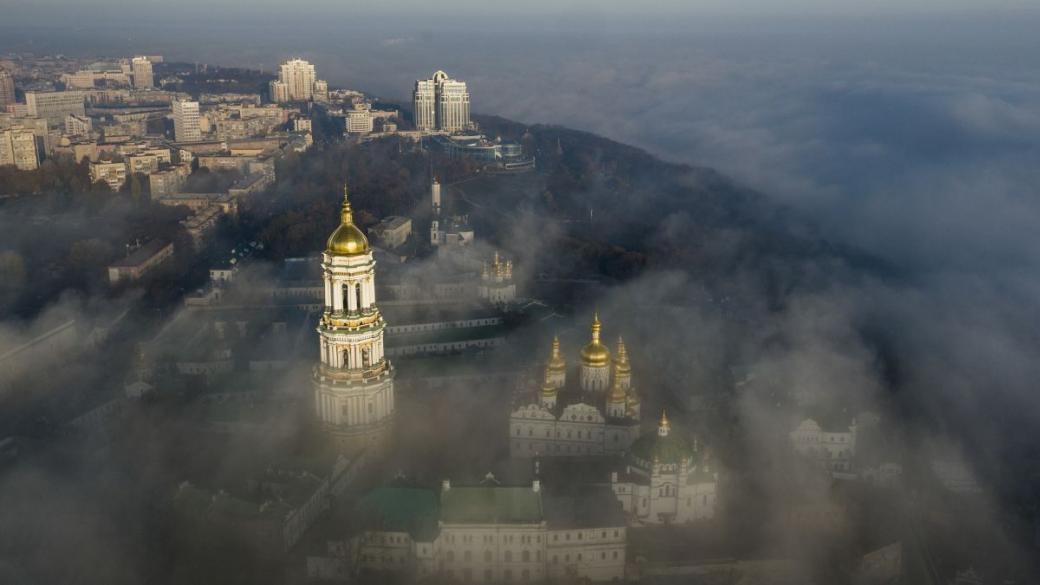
[580,312,610,367]
[326,184,370,256]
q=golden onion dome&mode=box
[580,312,610,367]
[540,368,557,397]
[608,378,627,403]
[547,335,567,372]
[326,185,370,256]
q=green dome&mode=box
[630,432,696,465]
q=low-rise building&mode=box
[610,412,718,525]
[107,240,174,284]
[90,161,128,191]
[370,215,412,249]
[148,164,191,197]
[790,417,857,474]
[353,478,626,583]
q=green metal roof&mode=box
[440,486,543,524]
[358,487,440,539]
[630,432,697,466]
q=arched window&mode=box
[342,349,349,368]
[340,284,349,311]
[361,347,370,367]
[355,283,363,311]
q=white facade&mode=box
[611,414,718,525]
[26,91,85,127]
[313,188,395,449]
[131,57,154,89]
[412,70,471,132]
[345,106,374,135]
[172,100,202,142]
[90,161,128,191]
[0,128,40,170]
[478,251,517,305]
[510,317,643,458]
[790,418,857,473]
[271,59,327,103]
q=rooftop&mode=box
[440,485,542,525]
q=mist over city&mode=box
[1,3,1039,585]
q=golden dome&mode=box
[540,368,557,397]
[608,378,627,403]
[613,336,631,375]
[326,185,370,256]
[580,312,610,367]
[547,335,567,373]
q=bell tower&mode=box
[313,185,395,449]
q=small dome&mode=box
[547,335,567,373]
[580,313,610,367]
[327,186,370,256]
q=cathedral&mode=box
[509,314,642,458]
[610,412,717,524]
[313,186,395,449]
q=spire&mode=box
[340,183,354,224]
[614,336,631,374]
[547,335,566,372]
[591,311,601,344]
[658,410,670,437]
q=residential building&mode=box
[131,57,154,89]
[412,70,471,132]
[0,69,15,110]
[26,91,86,127]
[149,164,191,197]
[90,161,128,191]
[64,114,92,138]
[270,59,327,103]
[0,128,40,170]
[345,105,373,135]
[107,240,174,284]
[172,100,202,142]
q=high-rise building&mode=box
[172,100,201,142]
[412,70,471,133]
[0,69,15,110]
[270,59,327,103]
[25,91,85,127]
[0,128,40,170]
[313,186,395,450]
[131,57,154,89]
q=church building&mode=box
[509,314,642,458]
[610,412,718,524]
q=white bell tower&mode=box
[313,185,395,448]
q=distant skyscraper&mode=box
[172,100,201,142]
[270,59,327,103]
[412,70,471,133]
[0,69,15,110]
[131,57,154,89]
